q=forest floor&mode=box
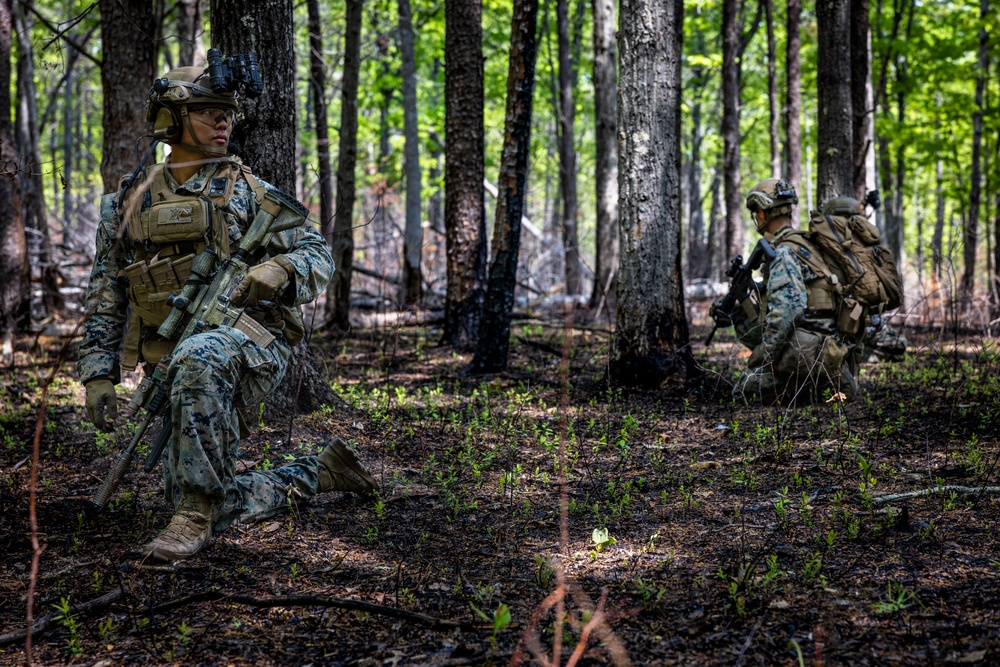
[1,314,999,666]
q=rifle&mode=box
[90,187,308,510]
[704,238,776,346]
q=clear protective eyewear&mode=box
[188,106,236,125]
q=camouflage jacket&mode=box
[78,160,333,384]
[735,229,835,367]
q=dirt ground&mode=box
[1,318,998,666]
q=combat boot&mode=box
[142,496,213,563]
[317,438,378,496]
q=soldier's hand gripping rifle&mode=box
[704,238,776,346]
[90,188,309,510]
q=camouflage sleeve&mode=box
[77,194,129,384]
[265,220,334,306]
[755,245,808,362]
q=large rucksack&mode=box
[772,211,903,338]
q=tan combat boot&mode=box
[142,496,213,563]
[317,438,378,496]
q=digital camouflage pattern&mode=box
[79,159,335,527]
[733,232,858,405]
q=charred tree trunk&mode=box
[99,0,155,193]
[557,0,581,295]
[764,0,780,177]
[785,0,802,224]
[816,0,853,204]
[398,0,423,307]
[589,0,617,312]
[307,0,335,244]
[177,0,204,66]
[0,0,25,342]
[611,0,691,387]
[961,0,989,310]
[850,0,872,200]
[469,0,539,373]
[326,0,362,332]
[441,0,486,346]
[721,0,743,260]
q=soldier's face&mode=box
[183,106,233,151]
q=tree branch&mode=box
[874,485,1000,504]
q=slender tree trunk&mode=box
[469,0,540,373]
[326,0,363,332]
[14,3,60,316]
[611,0,691,387]
[816,0,853,204]
[63,47,77,233]
[706,166,722,281]
[721,0,743,259]
[933,138,944,278]
[993,132,1000,316]
[785,0,802,224]
[556,0,581,295]
[962,0,989,309]
[307,0,334,243]
[850,0,872,200]
[764,0,780,177]
[442,0,486,345]
[177,0,204,66]
[589,0,617,311]
[0,0,27,338]
[374,3,393,171]
[99,0,156,193]
[687,79,707,280]
[398,0,423,306]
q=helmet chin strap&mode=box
[176,107,228,157]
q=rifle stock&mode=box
[90,187,308,510]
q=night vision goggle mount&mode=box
[206,49,263,99]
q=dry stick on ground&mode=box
[0,589,124,646]
[873,486,1000,504]
[150,592,462,630]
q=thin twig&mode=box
[151,591,461,630]
[0,589,123,646]
[873,486,1000,504]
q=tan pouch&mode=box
[147,198,211,244]
[837,297,863,335]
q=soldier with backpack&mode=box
[721,179,853,404]
[716,179,903,405]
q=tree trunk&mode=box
[589,0,617,312]
[850,0,872,200]
[556,0,581,295]
[307,0,335,241]
[398,0,423,307]
[721,0,743,260]
[326,0,363,332]
[816,0,853,204]
[764,0,779,177]
[610,0,691,387]
[211,0,296,192]
[0,0,26,341]
[177,0,204,66]
[686,75,708,281]
[706,166,722,281]
[469,0,539,373]
[99,0,156,193]
[785,0,802,224]
[13,3,60,317]
[441,0,486,346]
[961,0,989,309]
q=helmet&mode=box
[821,196,864,217]
[145,66,238,154]
[746,178,798,230]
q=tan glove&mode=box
[232,256,295,307]
[85,378,118,432]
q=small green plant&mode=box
[871,581,923,615]
[177,621,194,646]
[590,527,616,560]
[534,555,555,590]
[471,601,512,653]
[634,577,666,610]
[52,597,83,655]
[801,551,824,587]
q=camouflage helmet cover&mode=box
[821,196,864,217]
[746,178,798,230]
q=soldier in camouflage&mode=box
[79,64,376,563]
[731,179,858,405]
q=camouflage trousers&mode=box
[733,328,859,405]
[162,327,322,532]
